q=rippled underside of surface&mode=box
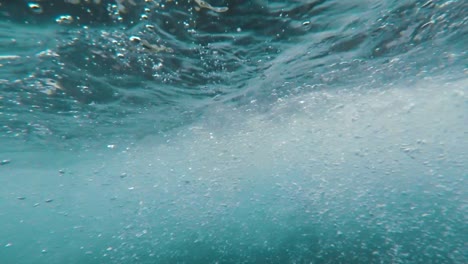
[0,0,466,144]
[0,0,467,263]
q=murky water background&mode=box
[0,0,467,263]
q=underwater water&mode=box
[0,0,467,263]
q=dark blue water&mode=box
[0,0,467,263]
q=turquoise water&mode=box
[0,0,467,263]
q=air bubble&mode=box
[129,36,141,43]
[56,15,74,24]
[28,3,43,14]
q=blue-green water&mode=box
[0,0,467,263]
